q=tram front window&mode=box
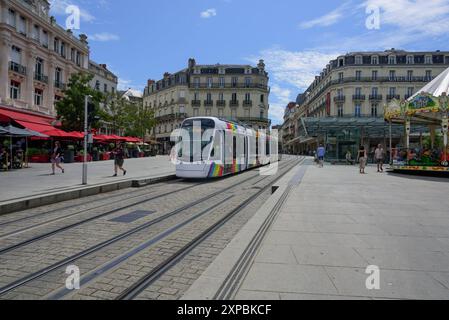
[180,119,216,162]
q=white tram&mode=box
[174,117,277,178]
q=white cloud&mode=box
[248,48,341,124]
[88,32,120,42]
[49,0,95,22]
[118,79,144,92]
[250,48,341,90]
[299,2,349,29]
[200,8,217,19]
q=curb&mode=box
[181,160,305,300]
[0,174,177,216]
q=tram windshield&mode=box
[179,119,216,162]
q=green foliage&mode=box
[55,72,104,131]
[102,93,155,139]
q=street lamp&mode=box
[82,95,92,185]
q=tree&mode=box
[123,101,156,140]
[102,91,129,134]
[56,72,105,132]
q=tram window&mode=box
[233,136,237,160]
[256,136,259,157]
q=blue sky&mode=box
[49,0,449,125]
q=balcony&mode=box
[204,100,214,107]
[230,100,239,107]
[34,73,49,84]
[369,94,383,101]
[9,62,27,75]
[188,83,269,90]
[387,94,400,101]
[334,96,346,103]
[155,113,188,121]
[237,117,271,125]
[191,100,201,107]
[352,95,366,101]
[243,100,253,107]
[54,81,66,90]
[216,100,226,107]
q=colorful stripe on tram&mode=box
[208,162,224,177]
[226,123,237,132]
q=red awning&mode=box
[124,137,143,143]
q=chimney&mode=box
[257,59,265,71]
[79,34,88,45]
[99,64,107,69]
[188,58,196,69]
[147,79,155,87]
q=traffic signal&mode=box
[87,102,101,124]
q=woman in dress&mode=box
[51,141,64,175]
[357,145,367,174]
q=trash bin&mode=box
[64,150,75,163]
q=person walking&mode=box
[113,144,127,177]
[374,144,385,173]
[357,145,367,174]
[317,144,326,168]
[51,141,64,175]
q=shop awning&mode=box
[0,107,67,138]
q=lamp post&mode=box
[82,95,92,185]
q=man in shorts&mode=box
[374,144,385,173]
[316,144,326,168]
[113,145,127,177]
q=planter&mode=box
[30,155,50,163]
[75,155,93,162]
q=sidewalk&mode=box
[184,161,449,300]
[0,156,175,203]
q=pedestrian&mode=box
[346,150,354,165]
[113,144,127,177]
[51,141,64,175]
[357,145,367,174]
[317,144,326,168]
[374,144,385,173]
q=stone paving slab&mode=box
[183,161,449,300]
[0,156,174,203]
[0,157,175,214]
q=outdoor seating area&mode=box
[1,107,158,171]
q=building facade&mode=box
[0,0,90,117]
[89,61,117,96]
[288,49,449,159]
[143,58,270,152]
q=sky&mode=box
[49,0,449,125]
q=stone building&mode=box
[143,58,270,152]
[0,0,90,116]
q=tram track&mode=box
[117,158,303,300]
[0,158,301,299]
[0,179,185,229]
[0,161,292,248]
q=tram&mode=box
[174,117,277,178]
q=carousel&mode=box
[385,68,449,173]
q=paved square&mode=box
[237,164,449,300]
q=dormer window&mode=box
[371,56,379,64]
[406,55,414,64]
[388,55,396,65]
[425,55,433,64]
[355,55,362,65]
[338,58,344,67]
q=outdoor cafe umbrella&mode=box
[0,125,48,169]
